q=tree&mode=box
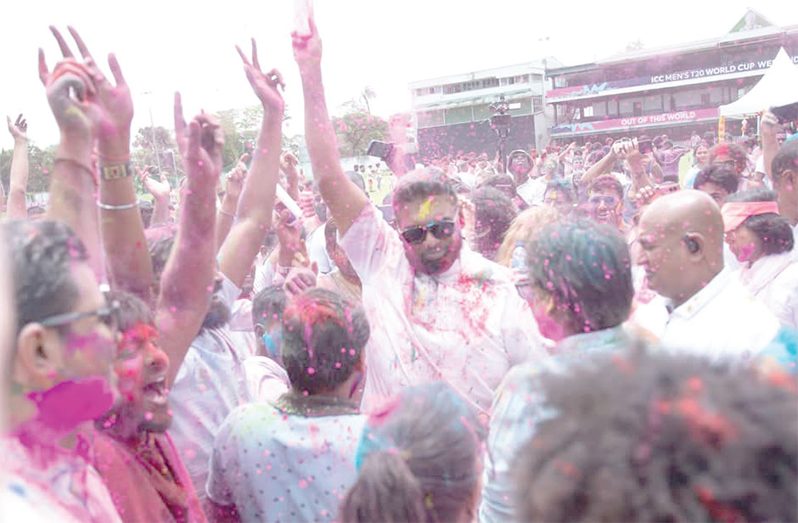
[1,143,56,196]
[132,126,180,175]
[361,86,376,115]
[332,111,388,157]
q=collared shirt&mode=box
[340,205,548,416]
[169,275,252,501]
[661,268,780,360]
[207,396,366,523]
[738,251,798,329]
[479,327,630,523]
[0,436,122,523]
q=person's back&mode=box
[481,219,635,522]
[208,288,370,522]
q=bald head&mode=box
[637,190,725,306]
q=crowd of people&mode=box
[0,16,796,523]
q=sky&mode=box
[0,0,795,150]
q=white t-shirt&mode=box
[516,176,548,207]
[738,251,798,329]
[661,268,780,360]
[306,223,334,275]
[168,275,253,501]
[340,205,548,416]
[207,401,365,523]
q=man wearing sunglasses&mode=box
[1,220,122,522]
[296,22,547,416]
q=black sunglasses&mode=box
[400,219,456,245]
[38,300,121,332]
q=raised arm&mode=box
[217,40,284,288]
[215,153,248,251]
[60,27,153,300]
[137,166,172,227]
[293,19,369,236]
[157,102,222,386]
[6,115,29,220]
[39,28,105,282]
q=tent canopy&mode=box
[719,48,798,117]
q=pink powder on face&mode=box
[25,377,115,432]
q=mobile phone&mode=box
[771,101,798,124]
[638,139,653,154]
[366,140,395,161]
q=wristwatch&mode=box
[100,162,133,181]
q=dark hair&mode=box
[105,290,154,332]
[391,167,458,215]
[281,288,369,395]
[471,187,516,260]
[587,174,624,200]
[252,285,287,328]
[772,140,798,184]
[725,189,794,255]
[709,142,748,167]
[4,220,88,335]
[148,232,176,284]
[694,164,740,194]
[527,219,633,333]
[341,383,485,523]
[138,200,154,229]
[544,179,576,203]
[513,347,798,523]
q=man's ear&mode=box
[253,323,264,338]
[13,323,61,389]
[683,233,705,259]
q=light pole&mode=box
[143,90,163,173]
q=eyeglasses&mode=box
[38,300,121,333]
[400,219,456,245]
[588,195,620,207]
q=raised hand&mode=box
[184,113,224,187]
[291,17,322,72]
[46,26,134,161]
[137,166,171,200]
[225,153,250,202]
[174,92,224,176]
[236,39,285,114]
[7,114,28,141]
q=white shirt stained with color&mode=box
[168,275,252,501]
[738,251,798,329]
[207,403,366,523]
[340,205,548,415]
[661,268,780,359]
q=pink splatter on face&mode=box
[25,377,115,433]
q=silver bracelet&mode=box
[97,200,139,211]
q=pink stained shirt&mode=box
[340,204,549,416]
